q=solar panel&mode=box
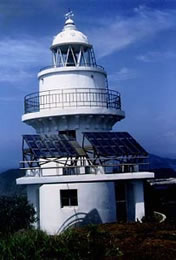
[23,134,79,159]
[83,132,148,157]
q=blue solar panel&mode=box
[83,132,148,157]
[23,134,79,158]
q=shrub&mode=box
[0,196,36,234]
[58,225,123,259]
[0,230,56,260]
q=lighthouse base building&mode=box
[17,132,154,234]
[16,12,154,234]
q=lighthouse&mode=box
[17,12,154,234]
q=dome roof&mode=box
[51,18,90,49]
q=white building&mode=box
[17,12,154,234]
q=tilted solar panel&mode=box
[23,134,79,158]
[83,132,148,157]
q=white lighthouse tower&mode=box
[17,12,154,234]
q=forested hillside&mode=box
[0,169,26,196]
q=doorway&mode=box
[115,181,127,222]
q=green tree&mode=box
[0,196,36,234]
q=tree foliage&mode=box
[0,196,36,234]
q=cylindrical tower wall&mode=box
[39,69,107,92]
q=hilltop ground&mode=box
[1,222,176,260]
[94,222,176,259]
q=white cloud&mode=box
[137,51,176,63]
[163,130,176,139]
[0,37,50,67]
[0,5,175,84]
[89,6,176,58]
[0,36,50,83]
[0,69,34,83]
[109,67,137,81]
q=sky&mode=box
[0,0,176,170]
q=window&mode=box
[59,130,76,140]
[60,189,78,207]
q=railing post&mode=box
[75,88,77,108]
[62,89,64,108]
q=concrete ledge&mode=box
[22,108,125,122]
[38,66,106,78]
[16,172,154,185]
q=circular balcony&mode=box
[24,88,122,114]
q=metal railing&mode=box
[20,162,149,177]
[39,63,105,72]
[24,88,121,114]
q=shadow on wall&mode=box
[57,208,102,233]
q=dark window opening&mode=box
[115,181,127,222]
[60,189,78,207]
[59,130,76,140]
[66,51,76,66]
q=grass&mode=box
[0,222,176,259]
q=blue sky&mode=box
[0,0,176,170]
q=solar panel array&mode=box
[83,132,148,157]
[23,134,79,158]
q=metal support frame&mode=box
[50,45,98,68]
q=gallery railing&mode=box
[24,88,121,114]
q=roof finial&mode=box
[65,9,74,20]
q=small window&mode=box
[60,189,78,207]
[59,130,76,140]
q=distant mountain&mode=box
[0,169,26,196]
[149,154,176,171]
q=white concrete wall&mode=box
[23,177,148,234]
[39,182,116,234]
[126,180,145,222]
[133,180,145,221]
[17,172,154,185]
[39,69,106,92]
